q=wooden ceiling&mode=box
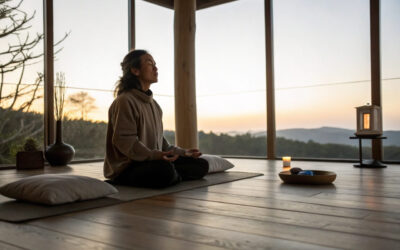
[142,0,237,10]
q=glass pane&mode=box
[274,0,371,159]
[0,0,44,166]
[196,0,267,156]
[62,89,109,160]
[136,0,175,134]
[54,0,128,160]
[381,0,400,162]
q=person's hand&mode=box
[185,149,202,158]
[154,150,179,162]
[162,150,179,162]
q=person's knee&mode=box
[177,158,209,181]
[153,161,180,188]
[196,158,209,173]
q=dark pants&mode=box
[113,157,209,188]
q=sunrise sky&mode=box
[4,0,400,132]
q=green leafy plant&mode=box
[23,138,41,152]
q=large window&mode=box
[2,0,397,165]
[54,0,128,160]
[136,0,175,134]
[0,0,44,166]
[381,0,400,161]
[273,0,371,159]
[196,0,267,156]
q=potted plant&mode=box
[16,138,44,170]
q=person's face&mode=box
[131,54,158,85]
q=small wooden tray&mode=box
[279,170,336,185]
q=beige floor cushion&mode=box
[0,174,118,205]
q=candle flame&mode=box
[363,113,370,129]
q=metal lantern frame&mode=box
[355,104,382,136]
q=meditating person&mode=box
[104,49,209,188]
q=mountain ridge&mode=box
[249,126,400,146]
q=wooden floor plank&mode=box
[311,192,400,206]
[194,185,400,213]
[233,179,400,198]
[62,208,335,250]
[173,190,370,219]
[365,211,400,224]
[147,195,400,241]
[0,221,120,250]
[0,159,399,249]
[173,189,400,225]
[0,240,24,250]
[30,216,226,250]
[90,199,399,250]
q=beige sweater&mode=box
[103,89,185,179]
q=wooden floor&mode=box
[0,159,400,250]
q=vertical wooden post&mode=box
[174,0,198,149]
[265,0,276,159]
[370,0,383,160]
[43,0,54,147]
[128,0,135,50]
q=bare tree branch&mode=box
[0,1,34,39]
[0,118,43,145]
[0,69,4,101]
[0,0,68,163]
[8,57,25,110]
[19,73,43,112]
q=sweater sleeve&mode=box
[162,137,186,156]
[111,97,159,161]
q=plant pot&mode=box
[16,151,45,170]
[45,120,75,166]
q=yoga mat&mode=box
[0,171,262,223]
[109,171,263,201]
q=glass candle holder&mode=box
[282,156,291,168]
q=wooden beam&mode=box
[43,0,54,147]
[128,0,136,50]
[197,0,236,10]
[370,0,382,160]
[174,0,198,149]
[142,0,237,10]
[265,0,276,159]
[143,0,173,9]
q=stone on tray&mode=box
[298,170,314,176]
[290,167,303,175]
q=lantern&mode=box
[355,104,382,136]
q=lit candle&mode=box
[363,113,370,129]
[282,156,291,168]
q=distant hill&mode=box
[252,127,400,147]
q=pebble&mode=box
[290,167,303,175]
[298,170,314,176]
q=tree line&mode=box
[1,109,400,165]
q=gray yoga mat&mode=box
[0,171,262,222]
